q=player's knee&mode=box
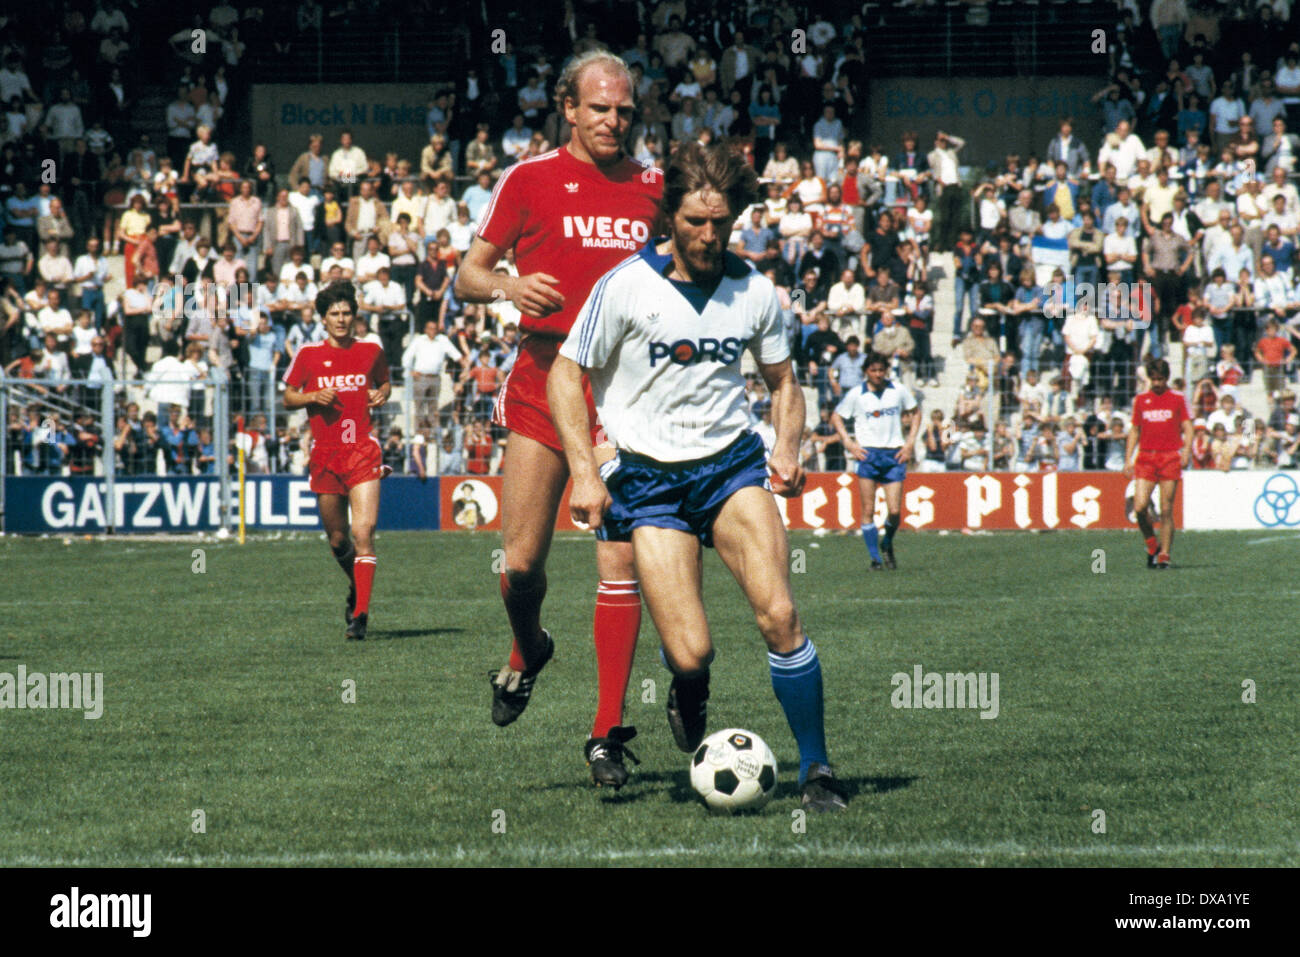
[350,522,375,551]
[503,564,545,593]
[756,598,799,644]
[328,531,350,552]
[596,542,637,581]
[665,644,713,677]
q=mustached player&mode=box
[830,353,920,569]
[550,142,848,811]
[282,283,392,639]
[453,51,662,788]
[1125,357,1193,568]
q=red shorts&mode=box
[1134,448,1182,483]
[491,334,601,452]
[309,438,391,494]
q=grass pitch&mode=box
[1,529,1296,867]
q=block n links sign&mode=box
[868,77,1102,164]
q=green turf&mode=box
[0,529,1296,867]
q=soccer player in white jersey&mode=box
[548,142,848,811]
[830,353,921,569]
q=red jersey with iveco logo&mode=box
[1134,388,1191,451]
[476,146,662,337]
[282,339,388,448]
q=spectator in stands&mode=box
[961,316,1001,388]
[344,178,389,262]
[414,240,451,329]
[37,197,75,259]
[222,180,262,280]
[826,267,864,340]
[778,196,813,266]
[288,133,327,199]
[420,133,452,186]
[177,233,215,284]
[130,225,160,289]
[927,130,966,253]
[1009,268,1046,375]
[328,129,367,199]
[1255,318,1296,399]
[447,203,476,256]
[37,238,74,296]
[180,124,219,199]
[421,178,457,254]
[258,188,301,281]
[871,309,914,382]
[286,177,321,258]
[363,265,407,380]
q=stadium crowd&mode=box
[4,0,1300,481]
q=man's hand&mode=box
[312,387,339,407]
[1123,459,1134,477]
[1180,446,1191,468]
[845,439,867,461]
[366,388,386,408]
[569,473,611,529]
[768,451,805,498]
[509,273,565,317]
[894,443,912,464]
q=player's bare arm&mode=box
[1180,418,1194,468]
[897,405,922,463]
[830,410,866,460]
[1123,420,1140,476]
[284,384,339,410]
[455,235,565,318]
[547,353,610,528]
[759,357,806,497]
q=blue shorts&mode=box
[856,447,906,484]
[602,431,770,548]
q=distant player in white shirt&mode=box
[831,354,921,570]
[550,142,848,811]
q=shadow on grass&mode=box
[532,770,919,805]
[775,774,919,801]
[366,627,465,640]
[527,768,697,805]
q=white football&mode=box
[689,728,778,813]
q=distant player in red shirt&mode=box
[283,284,392,639]
[454,51,662,789]
[1125,358,1193,569]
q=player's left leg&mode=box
[343,478,380,639]
[878,479,905,569]
[632,525,712,755]
[855,475,883,568]
[712,487,847,811]
[1155,477,1179,567]
[589,442,642,747]
[1132,476,1160,568]
[587,537,642,787]
[317,493,358,627]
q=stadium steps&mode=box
[925,255,1274,428]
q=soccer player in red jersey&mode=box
[1125,357,1194,569]
[282,283,392,639]
[454,51,663,788]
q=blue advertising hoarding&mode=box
[3,476,442,533]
